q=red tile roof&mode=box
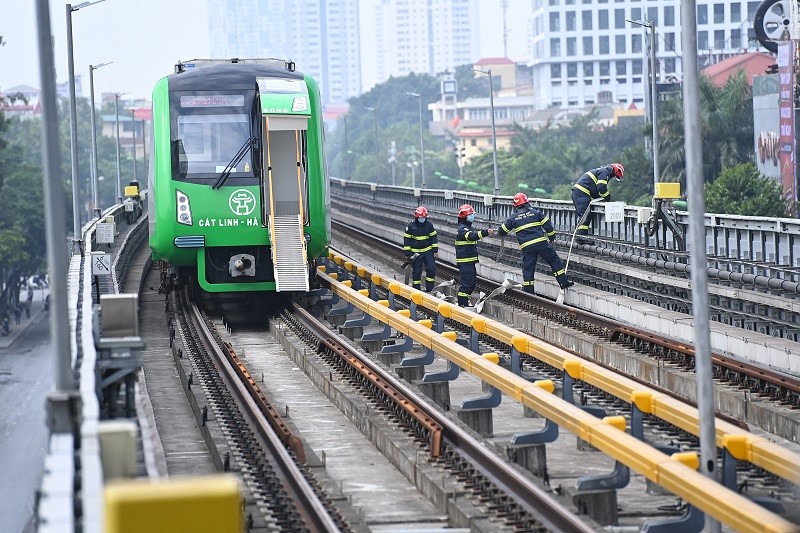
[474,57,515,65]
[702,52,776,87]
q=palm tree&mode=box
[657,71,754,185]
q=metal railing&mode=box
[331,178,800,283]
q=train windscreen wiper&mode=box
[211,137,255,189]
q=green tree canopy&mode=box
[659,71,754,184]
[704,162,788,217]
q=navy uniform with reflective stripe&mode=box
[498,204,569,293]
[455,221,490,306]
[572,165,614,237]
[403,218,438,291]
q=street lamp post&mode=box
[131,110,138,183]
[365,106,379,181]
[342,115,349,178]
[114,92,130,202]
[629,18,660,188]
[89,61,111,217]
[66,0,106,239]
[406,160,418,188]
[405,92,426,188]
[472,68,500,195]
[389,141,397,186]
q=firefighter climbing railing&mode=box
[331,177,800,281]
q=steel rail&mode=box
[326,233,800,487]
[318,269,798,532]
[287,301,594,533]
[333,219,800,406]
[185,292,340,533]
[291,301,443,457]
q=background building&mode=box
[208,0,361,106]
[208,0,481,106]
[526,0,765,110]
[359,0,481,92]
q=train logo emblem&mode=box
[229,189,256,216]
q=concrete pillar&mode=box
[456,408,493,437]
[358,339,384,353]
[395,364,424,383]
[570,489,618,526]
[377,351,403,367]
[327,314,346,327]
[506,444,547,478]
[339,325,363,341]
[415,380,450,410]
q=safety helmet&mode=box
[513,192,529,207]
[610,163,624,179]
[458,204,475,218]
[415,206,429,218]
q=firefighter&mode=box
[498,193,573,294]
[455,204,494,306]
[403,206,438,292]
[571,163,624,242]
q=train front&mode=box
[148,60,329,293]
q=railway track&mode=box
[330,193,800,340]
[330,220,800,506]
[171,285,592,531]
[172,288,347,532]
[281,301,593,532]
[333,219,800,411]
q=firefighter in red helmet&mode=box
[572,163,623,243]
[403,206,438,291]
[498,193,573,294]
[455,204,493,306]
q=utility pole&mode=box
[131,110,138,183]
[628,18,660,190]
[89,61,111,217]
[389,140,397,186]
[115,94,121,202]
[500,0,509,58]
[473,68,500,195]
[343,115,349,178]
[649,21,660,187]
[681,0,719,530]
[37,0,75,430]
[405,92,426,188]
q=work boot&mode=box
[560,280,575,289]
[523,286,535,295]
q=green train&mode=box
[148,58,330,293]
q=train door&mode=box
[260,114,310,292]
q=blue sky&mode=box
[1,0,530,100]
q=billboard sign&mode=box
[778,42,796,203]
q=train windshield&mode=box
[170,91,257,185]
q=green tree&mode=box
[704,162,788,217]
[659,71,754,184]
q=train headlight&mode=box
[176,190,193,226]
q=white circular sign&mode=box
[228,189,257,216]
